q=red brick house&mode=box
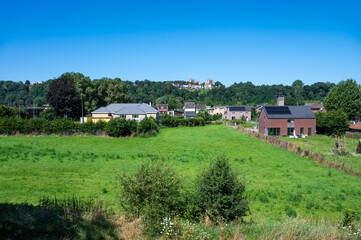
[157,104,169,116]
[259,106,316,136]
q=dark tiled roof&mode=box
[264,106,315,119]
[228,106,251,112]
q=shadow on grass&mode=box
[0,198,119,240]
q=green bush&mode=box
[105,118,138,137]
[160,113,177,127]
[118,161,183,237]
[138,117,159,137]
[195,155,249,222]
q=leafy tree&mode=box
[324,79,361,119]
[195,155,249,222]
[46,74,81,119]
[315,110,349,135]
[118,161,183,236]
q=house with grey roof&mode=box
[90,103,158,122]
[259,106,316,136]
[223,106,252,121]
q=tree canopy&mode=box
[324,79,361,120]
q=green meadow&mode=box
[0,125,360,223]
[281,135,361,173]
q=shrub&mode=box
[195,155,249,222]
[118,161,183,236]
[160,113,177,127]
[138,117,159,137]
[105,118,138,137]
[285,206,297,217]
[39,107,56,121]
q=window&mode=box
[287,119,294,124]
[232,116,235,120]
[108,113,112,117]
[232,112,235,114]
[300,127,304,135]
[120,115,126,118]
[308,127,312,135]
[268,128,280,136]
[287,128,294,136]
[132,115,139,118]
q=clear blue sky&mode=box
[0,0,360,86]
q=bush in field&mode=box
[105,118,138,137]
[195,155,249,222]
[118,161,183,236]
[138,117,159,137]
[160,113,176,127]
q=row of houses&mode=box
[89,102,317,137]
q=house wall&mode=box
[259,110,316,136]
[222,108,251,121]
[294,119,316,136]
[92,113,111,118]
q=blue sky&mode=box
[0,0,360,86]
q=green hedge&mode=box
[0,117,107,135]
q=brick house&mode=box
[259,106,316,136]
[222,106,252,121]
[157,104,169,116]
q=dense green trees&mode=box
[324,79,361,120]
[1,75,336,113]
[46,74,82,118]
[315,110,350,135]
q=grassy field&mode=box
[1,125,360,224]
[281,135,361,173]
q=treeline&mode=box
[1,73,334,113]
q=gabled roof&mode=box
[185,102,195,108]
[264,106,315,119]
[92,103,158,115]
[228,106,251,112]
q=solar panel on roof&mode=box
[229,106,246,111]
[265,106,291,114]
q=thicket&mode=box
[105,118,138,137]
[160,114,205,127]
[0,117,109,135]
[315,110,350,135]
[0,197,118,240]
[118,156,249,238]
